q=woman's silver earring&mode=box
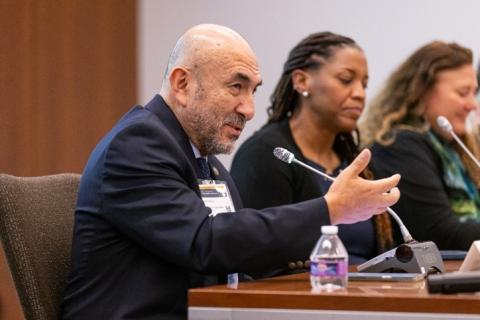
[302,91,309,97]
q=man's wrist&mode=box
[324,193,339,225]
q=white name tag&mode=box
[198,180,235,216]
[198,179,238,288]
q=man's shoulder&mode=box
[107,105,178,146]
[86,105,184,172]
[115,105,164,131]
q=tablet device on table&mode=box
[349,272,425,282]
[440,250,467,260]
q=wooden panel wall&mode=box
[0,0,137,176]
[0,0,137,318]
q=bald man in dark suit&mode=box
[62,24,401,319]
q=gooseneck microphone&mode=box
[273,147,446,274]
[436,116,480,169]
[273,147,414,243]
[273,147,335,182]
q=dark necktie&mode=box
[196,158,211,179]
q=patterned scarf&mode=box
[427,131,480,221]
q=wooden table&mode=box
[188,261,480,320]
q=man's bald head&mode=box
[161,24,256,92]
[159,24,261,156]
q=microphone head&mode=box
[273,147,295,164]
[437,116,453,133]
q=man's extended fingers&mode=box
[368,173,401,193]
[342,149,371,178]
[379,186,401,208]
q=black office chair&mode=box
[0,173,80,320]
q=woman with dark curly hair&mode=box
[231,32,395,268]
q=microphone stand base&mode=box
[357,241,445,274]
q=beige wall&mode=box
[139,0,480,169]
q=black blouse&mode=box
[231,119,377,263]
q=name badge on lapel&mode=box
[198,180,235,216]
[198,179,239,288]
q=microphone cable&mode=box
[273,147,414,243]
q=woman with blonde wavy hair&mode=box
[361,41,480,250]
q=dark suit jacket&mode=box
[62,95,330,319]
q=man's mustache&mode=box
[223,113,246,129]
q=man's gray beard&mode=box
[189,113,235,156]
[203,135,235,155]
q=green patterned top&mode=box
[427,131,480,221]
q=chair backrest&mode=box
[0,173,81,320]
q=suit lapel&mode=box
[144,95,243,209]
[144,95,199,173]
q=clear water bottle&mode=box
[310,225,348,292]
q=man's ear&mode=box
[169,67,191,107]
[291,69,311,94]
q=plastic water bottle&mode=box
[310,225,348,292]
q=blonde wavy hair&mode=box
[360,41,480,187]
